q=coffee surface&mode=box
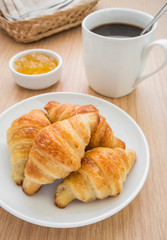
[91,23,144,38]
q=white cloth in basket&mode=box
[0,0,88,20]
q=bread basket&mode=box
[0,0,98,43]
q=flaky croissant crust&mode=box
[55,147,136,208]
[44,101,99,123]
[7,109,51,185]
[45,101,125,149]
[22,112,100,195]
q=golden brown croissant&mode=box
[45,101,125,149]
[55,147,136,208]
[7,110,51,185]
[44,101,99,123]
[22,112,100,195]
[87,115,125,149]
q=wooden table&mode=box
[0,0,167,239]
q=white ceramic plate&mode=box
[0,92,150,228]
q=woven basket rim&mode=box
[0,0,98,42]
[0,0,98,23]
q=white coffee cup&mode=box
[82,8,167,98]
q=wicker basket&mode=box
[0,0,98,43]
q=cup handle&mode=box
[133,39,167,88]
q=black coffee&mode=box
[91,23,144,38]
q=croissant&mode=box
[7,110,51,185]
[45,101,125,149]
[44,101,99,123]
[22,112,100,195]
[55,147,136,208]
[87,115,125,149]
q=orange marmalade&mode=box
[14,52,58,75]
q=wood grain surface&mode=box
[0,0,167,239]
